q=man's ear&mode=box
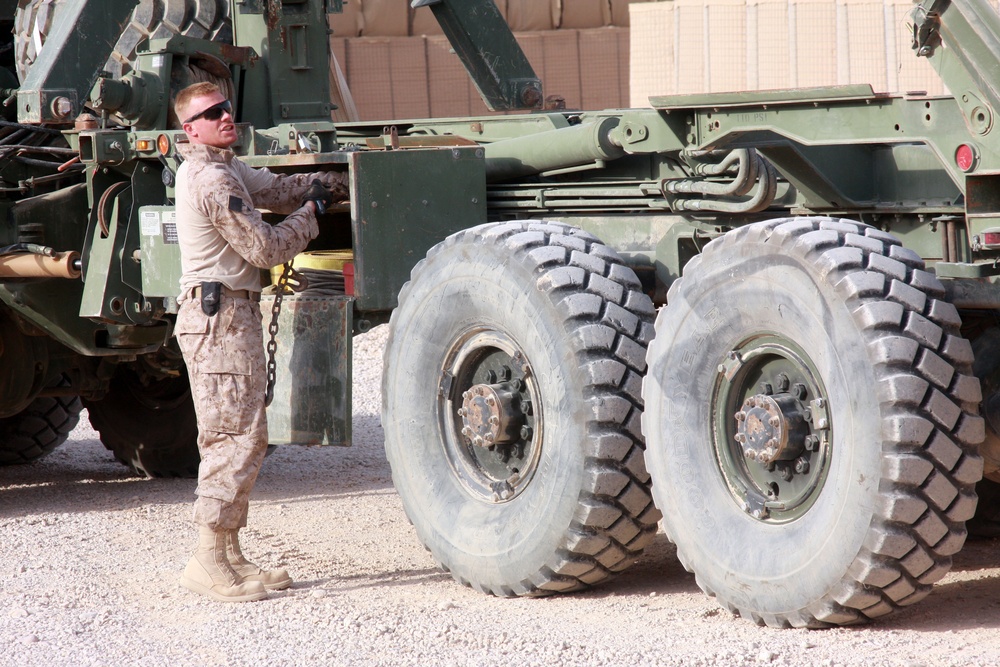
[182,121,197,139]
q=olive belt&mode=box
[191,285,261,302]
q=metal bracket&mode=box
[958,90,994,136]
[809,397,829,430]
[912,8,943,57]
[718,350,743,382]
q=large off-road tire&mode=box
[0,377,81,465]
[83,364,200,478]
[383,221,660,596]
[14,0,232,83]
[644,217,984,628]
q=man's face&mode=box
[181,91,238,149]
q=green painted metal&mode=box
[483,118,626,182]
[17,0,139,123]
[0,183,168,357]
[264,295,352,446]
[348,146,487,313]
[138,206,183,301]
[649,85,882,110]
[89,35,257,131]
[913,0,1000,120]
[233,0,335,129]
[414,0,542,111]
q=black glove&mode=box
[301,179,335,215]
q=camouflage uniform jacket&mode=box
[175,142,346,297]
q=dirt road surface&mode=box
[3,326,1000,667]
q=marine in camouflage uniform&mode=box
[172,82,347,602]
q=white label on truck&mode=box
[140,210,160,236]
[161,211,178,244]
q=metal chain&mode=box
[264,262,291,407]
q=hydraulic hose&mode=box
[662,149,778,214]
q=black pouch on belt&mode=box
[200,281,221,316]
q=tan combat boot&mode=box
[226,529,293,591]
[180,527,268,602]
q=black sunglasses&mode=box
[183,99,232,124]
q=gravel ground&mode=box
[3,325,1000,667]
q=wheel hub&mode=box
[735,393,808,465]
[459,383,523,447]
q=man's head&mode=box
[175,82,237,149]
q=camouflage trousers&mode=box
[175,294,268,530]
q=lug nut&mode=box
[488,416,499,425]
[792,383,807,400]
[735,411,747,422]
[520,425,533,440]
[804,435,820,451]
[735,433,747,444]
[744,448,757,459]
[795,457,810,474]
[776,373,790,391]
[520,400,532,415]
[759,382,773,395]
[768,416,780,428]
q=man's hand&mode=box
[301,179,335,215]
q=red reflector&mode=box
[956,144,977,172]
[344,262,355,296]
[983,232,1000,246]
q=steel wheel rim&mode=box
[438,327,542,504]
[712,333,832,523]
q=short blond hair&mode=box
[175,82,222,122]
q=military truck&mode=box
[2,0,999,628]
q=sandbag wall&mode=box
[329,0,645,120]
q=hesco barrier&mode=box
[629,0,964,104]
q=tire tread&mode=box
[385,220,658,598]
[648,216,982,628]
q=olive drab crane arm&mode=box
[912,0,1000,137]
[412,0,542,110]
[17,0,140,123]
